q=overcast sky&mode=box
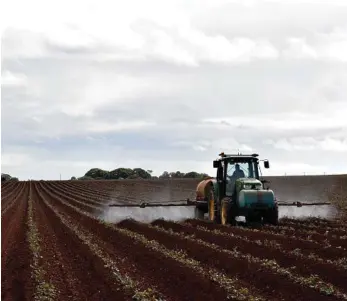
[1,0,347,180]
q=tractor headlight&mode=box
[243,184,262,190]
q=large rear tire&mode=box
[207,186,220,223]
[220,199,235,225]
[220,200,228,225]
[208,198,215,222]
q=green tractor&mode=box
[108,152,332,224]
[194,152,278,225]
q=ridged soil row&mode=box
[1,182,33,301]
[186,219,346,261]
[27,181,57,300]
[1,181,18,199]
[278,223,347,236]
[38,182,247,301]
[280,217,346,226]
[261,225,347,249]
[279,219,347,232]
[150,219,347,297]
[42,182,103,215]
[32,182,136,301]
[60,181,142,205]
[59,181,111,199]
[48,181,106,207]
[1,182,26,216]
[64,180,121,195]
[263,223,347,236]
[121,218,338,301]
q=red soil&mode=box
[2,179,346,301]
[186,219,345,261]
[1,183,33,301]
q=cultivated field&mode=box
[2,179,347,301]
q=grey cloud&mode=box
[2,1,347,179]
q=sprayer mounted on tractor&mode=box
[109,152,332,225]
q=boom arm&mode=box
[277,201,331,207]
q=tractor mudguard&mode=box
[196,178,218,202]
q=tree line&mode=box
[1,173,19,182]
[72,168,210,180]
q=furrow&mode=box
[1,182,33,301]
[150,220,347,300]
[33,182,136,301]
[38,182,235,301]
[186,219,346,261]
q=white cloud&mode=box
[267,137,347,152]
[283,38,318,59]
[1,71,28,87]
[87,121,157,133]
[2,0,347,179]
[283,27,347,62]
[266,162,328,176]
[1,153,33,167]
[203,106,347,131]
[320,138,347,152]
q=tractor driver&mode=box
[232,164,245,179]
[226,163,246,196]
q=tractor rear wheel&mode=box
[220,200,229,225]
[220,199,237,225]
[208,198,215,221]
[207,187,220,223]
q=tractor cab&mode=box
[213,152,270,203]
[194,152,277,225]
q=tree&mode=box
[159,171,170,178]
[79,167,210,180]
[133,168,151,179]
[169,171,185,178]
[71,176,77,180]
[85,168,109,179]
[184,171,210,178]
[109,168,134,179]
[183,172,199,178]
[1,173,18,182]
